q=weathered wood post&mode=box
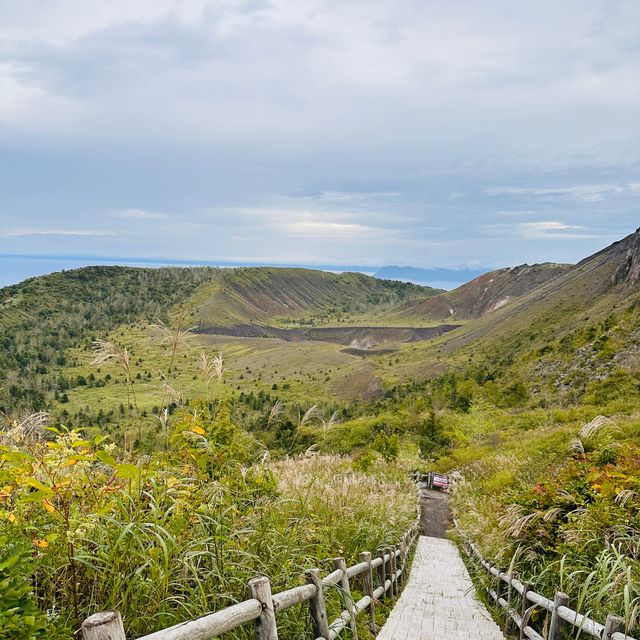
[249,577,278,640]
[603,614,625,639]
[520,582,532,640]
[377,549,386,600]
[549,592,569,640]
[360,551,377,633]
[305,568,331,639]
[402,532,409,575]
[495,567,505,603]
[390,546,399,596]
[384,547,393,597]
[504,571,514,633]
[334,557,358,639]
[398,540,406,587]
[81,611,127,640]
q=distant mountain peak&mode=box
[395,262,572,321]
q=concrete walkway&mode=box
[376,536,505,640]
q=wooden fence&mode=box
[81,519,421,640]
[456,525,636,640]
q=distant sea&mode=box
[0,254,462,290]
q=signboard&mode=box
[431,474,449,489]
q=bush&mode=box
[0,539,68,640]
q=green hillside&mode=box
[188,266,439,328]
[0,265,439,416]
[0,266,217,413]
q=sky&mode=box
[1,0,639,273]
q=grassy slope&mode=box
[188,266,440,328]
[308,232,640,632]
[0,266,218,413]
[395,231,640,631]
[377,231,640,389]
[1,265,445,432]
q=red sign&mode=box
[431,474,449,489]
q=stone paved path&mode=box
[376,536,505,640]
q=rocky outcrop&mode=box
[398,262,572,321]
[612,228,640,285]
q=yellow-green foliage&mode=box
[445,408,640,632]
[0,417,416,638]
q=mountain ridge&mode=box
[393,262,572,322]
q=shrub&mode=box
[0,539,68,640]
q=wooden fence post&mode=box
[377,549,386,600]
[384,547,393,598]
[305,568,331,639]
[603,614,625,639]
[504,572,514,633]
[549,592,569,640]
[519,582,531,640]
[402,532,409,574]
[360,551,376,633]
[495,567,505,603]
[81,611,127,640]
[249,577,278,640]
[334,557,358,639]
[390,546,398,596]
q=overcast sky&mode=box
[1,0,639,269]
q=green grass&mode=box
[0,422,418,639]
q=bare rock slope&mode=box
[397,262,571,321]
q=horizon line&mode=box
[0,253,492,275]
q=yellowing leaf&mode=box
[42,500,56,514]
[21,477,53,496]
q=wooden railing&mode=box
[81,519,421,640]
[456,526,636,640]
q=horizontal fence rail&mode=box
[455,523,636,640]
[81,519,421,640]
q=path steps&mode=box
[376,536,505,640]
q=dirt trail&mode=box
[420,487,452,538]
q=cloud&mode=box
[0,228,115,237]
[113,208,167,219]
[302,191,401,203]
[486,183,640,202]
[216,205,396,239]
[1,1,640,269]
[519,221,596,240]
[282,220,388,237]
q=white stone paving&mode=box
[376,536,505,640]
